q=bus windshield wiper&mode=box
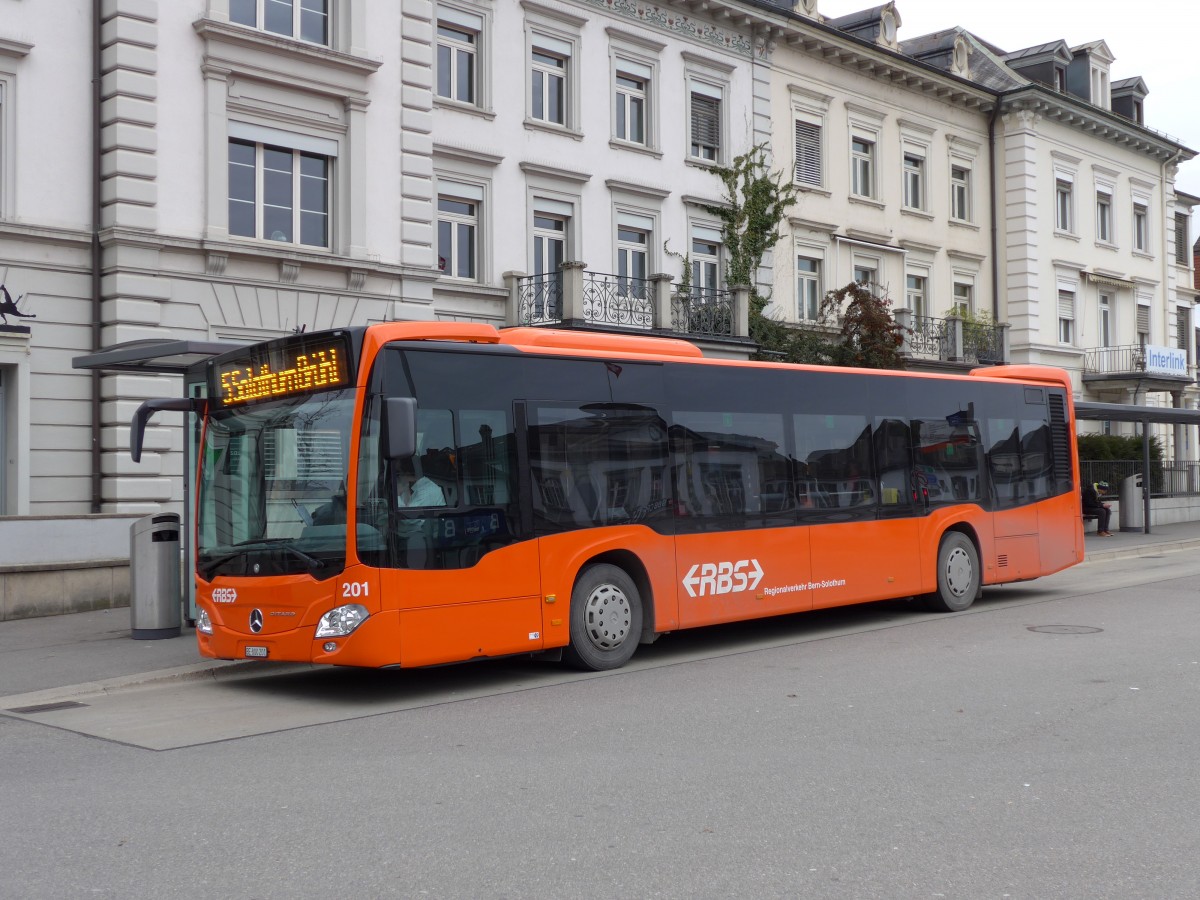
[200,539,326,578]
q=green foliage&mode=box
[819,282,907,370]
[1076,433,1163,462]
[702,144,798,291]
[747,294,830,364]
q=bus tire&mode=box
[564,564,643,671]
[926,531,980,612]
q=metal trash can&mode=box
[129,513,182,640]
[1118,474,1143,533]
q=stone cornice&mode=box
[0,37,34,58]
[1001,87,1196,164]
[192,18,382,89]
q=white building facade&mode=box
[0,0,1196,618]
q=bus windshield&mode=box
[197,388,356,580]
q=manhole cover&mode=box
[1027,625,1104,635]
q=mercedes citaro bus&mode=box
[131,322,1084,671]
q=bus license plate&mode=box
[245,646,269,658]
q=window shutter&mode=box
[1177,308,1189,350]
[690,94,720,150]
[1057,290,1074,320]
[1137,304,1150,336]
[794,120,821,186]
[1175,212,1189,264]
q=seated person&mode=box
[396,461,447,509]
[1081,480,1112,536]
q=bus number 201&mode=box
[342,581,369,599]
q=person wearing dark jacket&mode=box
[1082,481,1112,536]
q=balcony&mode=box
[1083,344,1195,390]
[894,309,1009,368]
[505,261,751,347]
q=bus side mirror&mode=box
[131,397,206,463]
[383,397,417,460]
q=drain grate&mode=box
[6,700,90,714]
[1027,625,1103,635]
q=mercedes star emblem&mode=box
[249,609,264,634]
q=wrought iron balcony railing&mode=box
[581,272,654,329]
[670,290,734,338]
[896,310,1008,366]
[506,263,748,340]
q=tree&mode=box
[819,281,907,369]
[699,146,828,362]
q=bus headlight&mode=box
[197,609,213,635]
[315,604,369,638]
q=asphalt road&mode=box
[2,551,1199,898]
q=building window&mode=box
[902,152,924,210]
[1097,191,1112,243]
[794,119,822,187]
[1057,289,1075,345]
[951,165,971,222]
[531,46,567,126]
[1134,203,1149,251]
[228,138,329,247]
[1055,179,1073,232]
[1177,307,1190,352]
[851,137,874,198]
[797,256,821,321]
[1137,302,1150,347]
[953,281,973,316]
[617,222,650,296]
[436,10,481,105]
[854,263,877,289]
[1175,212,1190,265]
[437,192,478,280]
[906,273,927,318]
[230,0,329,45]
[1099,293,1112,347]
[533,212,567,275]
[689,87,721,162]
[691,232,721,297]
[614,70,648,145]
[1054,67,1066,92]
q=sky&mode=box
[817,0,1200,215]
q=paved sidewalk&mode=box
[3,521,1200,702]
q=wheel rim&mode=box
[944,546,974,598]
[582,582,632,651]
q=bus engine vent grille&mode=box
[997,554,1009,568]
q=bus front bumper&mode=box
[197,608,401,668]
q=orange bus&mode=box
[132,322,1084,671]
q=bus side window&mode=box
[797,414,873,511]
[873,418,911,507]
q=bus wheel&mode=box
[564,564,643,671]
[927,532,980,612]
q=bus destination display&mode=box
[214,333,352,406]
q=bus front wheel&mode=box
[564,564,643,671]
[927,532,980,612]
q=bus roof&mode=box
[359,322,1070,389]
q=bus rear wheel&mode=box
[564,564,643,671]
[926,532,980,612]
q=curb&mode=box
[1083,535,1200,564]
[1,658,313,711]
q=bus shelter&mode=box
[73,339,239,621]
[1075,400,1200,534]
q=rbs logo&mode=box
[682,559,764,598]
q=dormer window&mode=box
[1090,66,1110,107]
[1054,67,1066,92]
